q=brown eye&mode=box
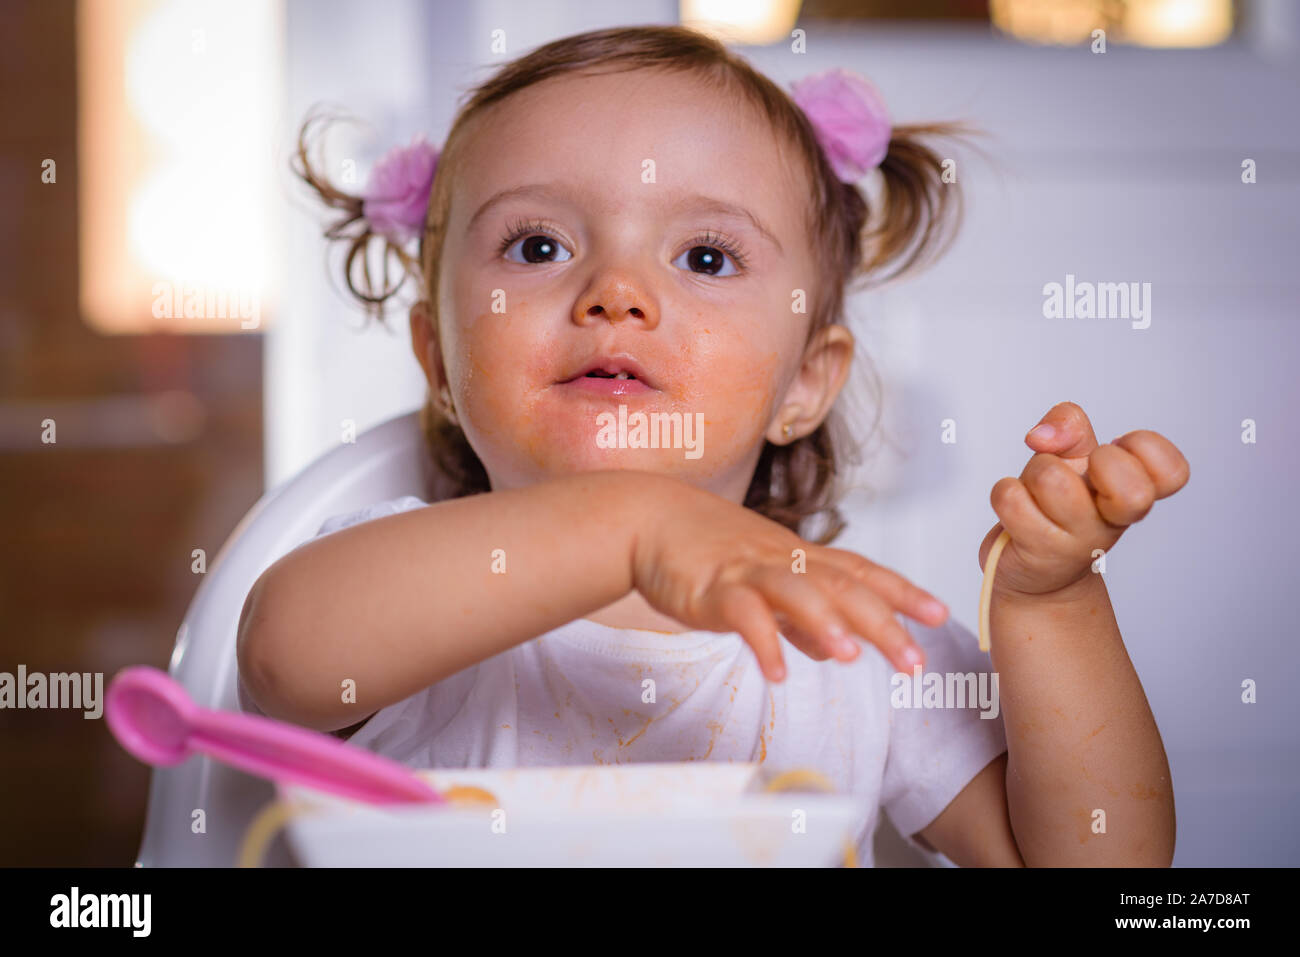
[673,229,747,276]
[673,244,738,277]
[501,227,571,265]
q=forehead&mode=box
[451,68,807,235]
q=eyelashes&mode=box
[689,228,750,272]
[497,217,564,256]
[496,216,751,273]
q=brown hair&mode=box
[292,25,972,544]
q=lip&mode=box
[557,354,660,392]
[559,376,654,396]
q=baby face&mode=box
[423,67,836,498]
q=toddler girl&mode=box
[237,25,1182,867]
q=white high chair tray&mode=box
[278,761,863,867]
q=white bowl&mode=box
[278,761,864,867]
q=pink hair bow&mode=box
[361,134,440,244]
[790,67,892,182]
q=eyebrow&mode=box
[465,182,785,254]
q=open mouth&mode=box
[559,358,656,396]
[558,355,658,391]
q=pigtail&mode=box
[290,107,421,326]
[857,121,982,286]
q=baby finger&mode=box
[819,550,949,627]
[761,570,860,662]
[716,582,787,682]
[830,578,926,673]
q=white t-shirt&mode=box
[237,495,1008,867]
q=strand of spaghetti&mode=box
[761,769,835,792]
[238,799,314,868]
[442,785,499,806]
[761,769,857,868]
[978,529,1013,652]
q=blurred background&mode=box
[1,0,1297,866]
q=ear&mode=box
[765,323,855,445]
[409,299,447,393]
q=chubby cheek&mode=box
[445,305,560,478]
[670,322,785,470]
[445,300,624,482]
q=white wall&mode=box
[276,1,1300,866]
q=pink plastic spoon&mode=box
[105,665,445,806]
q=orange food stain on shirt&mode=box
[622,715,655,749]
[606,715,625,747]
[698,719,726,761]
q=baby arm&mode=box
[921,403,1185,866]
[992,575,1174,866]
[238,466,951,735]
[236,470,646,733]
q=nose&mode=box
[573,273,659,330]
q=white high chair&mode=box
[133,408,936,867]
[134,409,433,867]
